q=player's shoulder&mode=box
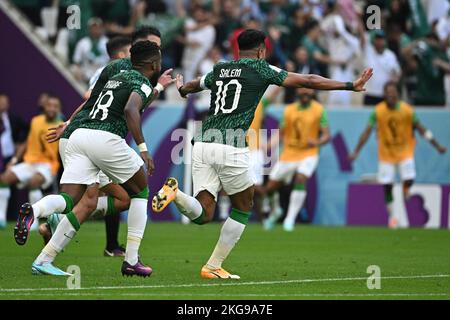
[400,100,413,111]
[30,114,45,124]
[113,69,148,83]
[284,102,297,113]
[374,101,386,112]
[311,100,325,111]
[105,58,132,74]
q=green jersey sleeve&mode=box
[261,97,270,110]
[412,111,419,125]
[256,60,288,86]
[320,109,329,128]
[200,71,214,90]
[131,80,154,107]
[368,111,376,126]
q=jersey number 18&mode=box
[90,90,114,121]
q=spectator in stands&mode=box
[362,30,401,106]
[321,1,360,106]
[284,46,318,103]
[0,94,28,228]
[404,33,450,106]
[281,6,309,56]
[215,0,242,52]
[229,18,272,60]
[301,19,342,76]
[180,5,216,81]
[71,18,109,83]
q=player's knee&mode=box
[118,196,131,211]
[294,174,307,185]
[28,175,44,189]
[38,223,48,236]
[129,186,149,200]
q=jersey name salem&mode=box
[195,58,288,147]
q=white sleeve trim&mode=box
[269,65,282,73]
[200,74,208,90]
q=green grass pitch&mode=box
[0,222,449,300]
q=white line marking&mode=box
[0,274,449,293]
[1,292,450,297]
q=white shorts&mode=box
[61,129,144,185]
[59,138,112,188]
[378,158,416,184]
[192,142,254,201]
[11,162,54,189]
[249,149,264,186]
[269,156,319,184]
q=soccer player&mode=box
[0,96,62,229]
[38,36,133,255]
[349,82,447,228]
[263,87,330,231]
[14,28,169,261]
[217,87,283,221]
[152,29,372,279]
[31,41,171,277]
[37,36,133,256]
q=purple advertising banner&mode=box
[0,9,83,121]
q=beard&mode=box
[150,72,160,87]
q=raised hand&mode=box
[157,68,176,89]
[353,68,373,92]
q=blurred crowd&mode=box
[11,0,450,107]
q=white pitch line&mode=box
[1,292,450,298]
[0,274,449,294]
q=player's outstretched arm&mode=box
[349,125,373,161]
[414,122,447,154]
[46,101,86,143]
[124,92,154,176]
[283,68,373,91]
[176,74,204,98]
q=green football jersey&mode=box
[62,58,132,139]
[77,69,154,138]
[195,58,288,147]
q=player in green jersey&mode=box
[152,29,373,279]
[16,28,172,271]
[28,41,175,277]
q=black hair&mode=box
[131,26,161,44]
[46,93,61,102]
[383,81,399,92]
[305,19,319,33]
[130,40,161,68]
[237,29,266,51]
[106,36,132,58]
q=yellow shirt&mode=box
[23,115,62,175]
[370,101,418,163]
[246,98,269,151]
[279,100,328,162]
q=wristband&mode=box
[424,130,433,141]
[155,83,164,93]
[138,143,148,152]
[345,82,354,90]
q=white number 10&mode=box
[214,79,242,115]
